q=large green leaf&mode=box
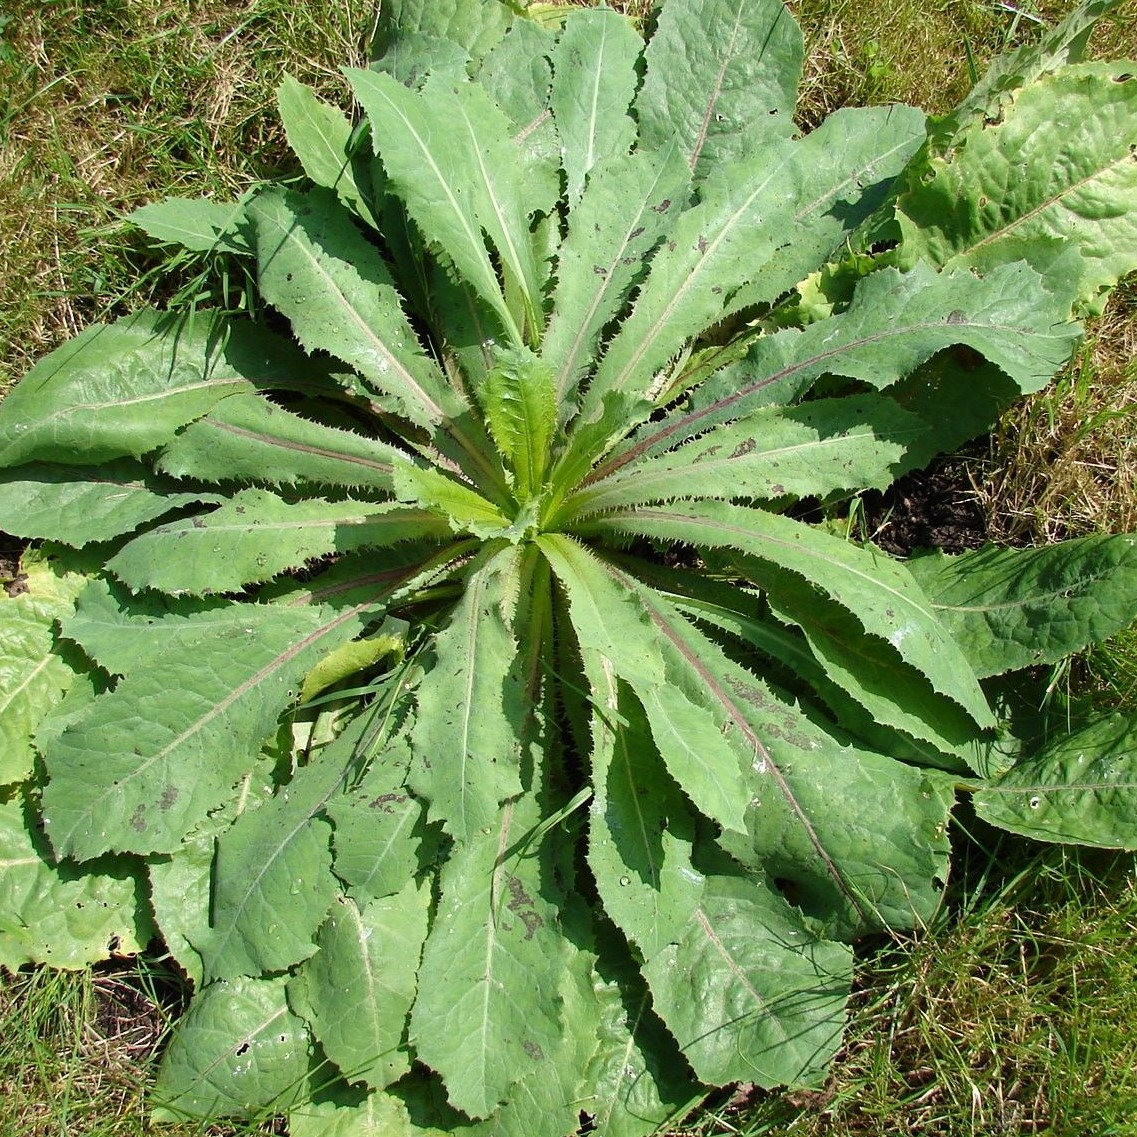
[565,395,925,518]
[759,563,986,767]
[634,0,802,175]
[906,536,1137,678]
[40,602,366,859]
[248,187,461,431]
[347,68,522,345]
[278,76,376,227]
[543,147,689,401]
[582,931,699,1137]
[583,655,702,960]
[541,535,753,836]
[408,548,525,843]
[289,884,429,1089]
[289,1090,426,1137]
[156,392,400,492]
[61,578,261,677]
[436,78,553,333]
[0,311,304,467]
[550,6,641,205]
[129,196,251,253]
[0,548,91,786]
[582,560,955,937]
[196,751,352,981]
[0,461,216,548]
[898,63,1137,312]
[932,0,1125,148]
[599,261,1082,480]
[370,0,513,72]
[974,715,1137,849]
[722,104,925,320]
[152,975,311,1121]
[409,796,568,1119]
[106,490,448,596]
[574,137,801,427]
[327,730,441,902]
[578,503,994,728]
[477,346,556,498]
[0,792,152,971]
[643,873,851,1088]
[572,106,927,448]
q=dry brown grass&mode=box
[979,279,1137,544]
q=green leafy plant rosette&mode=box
[3,0,1137,1132]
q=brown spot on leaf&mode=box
[369,792,408,813]
[506,875,544,940]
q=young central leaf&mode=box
[478,346,557,504]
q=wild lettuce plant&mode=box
[2,0,1137,1132]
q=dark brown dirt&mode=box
[859,455,991,558]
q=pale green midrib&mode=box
[930,571,1113,614]
[584,20,609,174]
[693,905,775,1022]
[554,159,681,399]
[35,376,244,419]
[258,208,447,424]
[456,99,536,329]
[0,654,53,716]
[592,162,786,404]
[180,1002,291,1089]
[208,804,335,974]
[458,571,489,833]
[687,0,745,172]
[984,778,1137,794]
[478,800,516,1108]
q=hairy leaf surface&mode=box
[974,715,1137,849]
[0,312,301,467]
[0,549,90,786]
[635,0,802,174]
[0,792,152,970]
[290,885,429,1088]
[106,490,447,596]
[643,874,851,1088]
[40,603,364,858]
[550,6,640,204]
[907,536,1137,677]
[152,975,311,1121]
[898,62,1137,311]
[409,796,567,1119]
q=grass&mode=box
[0,0,374,392]
[1,1,1137,1135]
